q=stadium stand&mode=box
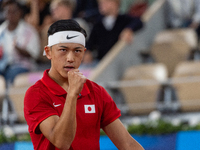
[8,72,43,123]
[171,61,200,112]
[0,75,5,112]
[151,28,198,77]
[120,63,168,115]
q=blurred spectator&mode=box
[0,0,40,86]
[120,0,154,14]
[85,0,143,62]
[120,0,137,14]
[24,0,52,32]
[50,0,76,21]
[128,0,148,18]
[73,0,100,26]
[49,0,90,37]
[0,0,4,24]
[166,0,200,39]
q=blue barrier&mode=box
[132,134,176,150]
[0,143,14,150]
[100,134,176,150]
[0,131,199,150]
[176,131,200,150]
[14,142,34,150]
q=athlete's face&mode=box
[45,43,86,79]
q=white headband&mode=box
[43,31,85,55]
[48,31,85,47]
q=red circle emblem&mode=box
[88,106,92,111]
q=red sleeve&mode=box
[24,86,58,134]
[100,87,121,128]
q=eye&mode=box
[75,50,81,53]
[60,49,66,52]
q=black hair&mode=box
[2,0,24,10]
[2,0,26,17]
[47,19,87,38]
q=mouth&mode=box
[64,66,75,71]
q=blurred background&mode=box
[0,0,200,149]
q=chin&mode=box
[60,71,69,79]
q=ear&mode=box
[44,46,52,60]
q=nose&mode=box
[66,51,75,63]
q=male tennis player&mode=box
[24,19,144,150]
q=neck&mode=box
[48,69,69,92]
[8,22,18,31]
[60,82,69,92]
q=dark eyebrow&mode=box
[58,45,83,49]
[59,46,68,48]
[74,47,84,49]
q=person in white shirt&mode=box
[0,0,40,86]
[166,0,200,39]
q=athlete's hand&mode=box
[67,69,86,96]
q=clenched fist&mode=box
[67,69,87,97]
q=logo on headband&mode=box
[66,35,79,40]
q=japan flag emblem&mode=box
[84,105,95,113]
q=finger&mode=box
[73,69,79,72]
[69,69,79,72]
[68,69,80,75]
[69,72,83,78]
